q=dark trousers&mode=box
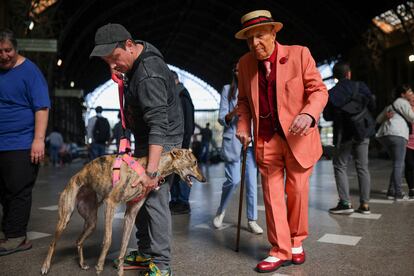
[0,150,39,238]
[405,147,414,190]
[170,135,192,204]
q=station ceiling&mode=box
[50,0,406,93]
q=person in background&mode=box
[323,61,376,215]
[235,10,328,273]
[109,111,131,152]
[46,127,64,167]
[213,63,263,234]
[376,84,414,201]
[169,70,195,215]
[199,122,212,163]
[405,95,414,200]
[87,106,110,159]
[0,28,50,255]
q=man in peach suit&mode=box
[235,10,328,273]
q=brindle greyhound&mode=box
[40,148,205,276]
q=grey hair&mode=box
[0,28,17,49]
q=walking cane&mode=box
[235,146,248,252]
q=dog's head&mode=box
[170,148,206,186]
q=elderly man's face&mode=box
[102,41,135,74]
[245,25,276,60]
[0,39,18,70]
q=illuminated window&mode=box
[372,2,414,34]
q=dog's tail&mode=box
[41,174,82,275]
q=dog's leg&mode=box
[95,199,116,274]
[76,188,98,270]
[41,180,80,275]
[116,200,146,276]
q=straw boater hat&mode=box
[235,10,283,39]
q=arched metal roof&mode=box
[50,0,406,93]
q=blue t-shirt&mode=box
[0,59,50,151]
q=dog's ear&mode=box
[170,148,183,159]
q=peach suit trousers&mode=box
[256,133,313,260]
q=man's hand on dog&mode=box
[132,174,159,190]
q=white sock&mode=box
[292,246,303,254]
[263,256,280,263]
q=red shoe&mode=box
[256,259,292,273]
[292,250,306,265]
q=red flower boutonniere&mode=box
[279,56,288,64]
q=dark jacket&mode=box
[176,83,195,149]
[323,79,376,145]
[125,41,184,157]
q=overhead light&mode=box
[57,59,62,66]
[409,54,414,62]
[334,78,338,83]
[70,81,75,87]
[28,21,34,30]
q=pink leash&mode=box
[111,74,145,193]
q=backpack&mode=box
[93,117,110,144]
[392,103,413,134]
[339,82,376,142]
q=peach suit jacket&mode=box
[237,43,328,169]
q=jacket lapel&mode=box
[248,55,259,119]
[276,43,289,112]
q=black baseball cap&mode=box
[90,23,132,58]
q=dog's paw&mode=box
[95,265,103,274]
[40,265,49,275]
[80,263,90,270]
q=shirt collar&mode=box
[263,42,277,64]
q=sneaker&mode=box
[356,203,371,214]
[409,189,414,200]
[329,201,354,214]
[248,220,263,234]
[113,250,151,270]
[170,203,191,215]
[213,211,225,228]
[141,262,172,276]
[395,193,409,201]
[0,236,32,256]
[386,191,395,200]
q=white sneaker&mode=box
[213,211,225,228]
[248,220,263,234]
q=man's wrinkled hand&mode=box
[31,139,45,164]
[236,132,251,150]
[132,174,159,190]
[289,114,313,136]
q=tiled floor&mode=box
[1,157,414,275]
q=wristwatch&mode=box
[146,170,160,179]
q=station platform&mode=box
[0,157,413,275]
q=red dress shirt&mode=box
[258,44,285,141]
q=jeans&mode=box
[333,138,371,204]
[217,147,258,221]
[378,135,407,196]
[90,143,106,160]
[49,145,60,166]
[170,175,191,204]
[199,142,210,163]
